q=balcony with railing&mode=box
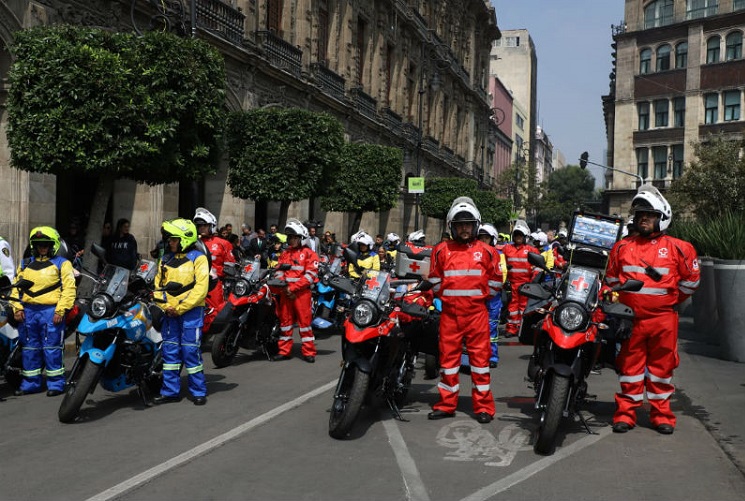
[381,108,403,137]
[350,87,378,122]
[310,63,346,102]
[196,0,245,44]
[422,135,439,155]
[256,30,302,78]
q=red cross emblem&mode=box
[408,261,421,273]
[571,275,589,292]
[138,263,150,273]
[243,264,254,274]
[365,275,381,290]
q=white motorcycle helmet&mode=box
[631,184,672,232]
[284,218,309,240]
[446,197,481,241]
[477,223,499,246]
[512,220,531,239]
[353,231,374,248]
[386,232,400,244]
[407,230,426,245]
[193,207,217,234]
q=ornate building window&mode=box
[724,90,741,121]
[675,42,688,68]
[672,144,684,179]
[638,102,650,130]
[317,1,329,64]
[725,31,743,60]
[267,0,283,34]
[654,99,669,127]
[704,93,719,123]
[656,44,672,71]
[687,0,719,20]
[674,97,686,127]
[636,148,649,179]
[640,48,652,74]
[706,36,720,63]
[645,0,674,28]
[653,146,668,179]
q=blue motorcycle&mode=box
[312,257,349,332]
[58,249,169,423]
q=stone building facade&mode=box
[0,0,499,258]
[604,0,745,216]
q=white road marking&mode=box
[436,420,530,466]
[85,380,337,501]
[383,419,431,501]
[458,425,613,501]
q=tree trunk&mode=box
[78,175,114,296]
[348,211,363,236]
[278,201,290,229]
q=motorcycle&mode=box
[328,248,430,440]
[209,259,286,368]
[519,250,642,454]
[311,256,349,333]
[58,245,169,423]
[0,276,26,392]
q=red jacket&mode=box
[605,233,700,319]
[274,245,319,294]
[503,243,540,284]
[429,239,501,311]
[202,235,235,278]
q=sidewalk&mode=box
[675,314,745,475]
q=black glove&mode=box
[615,318,633,341]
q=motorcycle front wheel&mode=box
[534,374,570,455]
[211,322,240,368]
[58,359,103,423]
[328,365,369,439]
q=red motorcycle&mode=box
[209,259,287,368]
[327,249,430,439]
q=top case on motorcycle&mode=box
[395,243,432,279]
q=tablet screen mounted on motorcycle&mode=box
[568,211,623,252]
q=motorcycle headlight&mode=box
[554,301,589,332]
[233,279,249,296]
[89,294,115,319]
[351,300,377,327]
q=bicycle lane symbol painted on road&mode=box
[435,419,531,466]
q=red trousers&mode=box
[204,280,224,334]
[506,281,529,336]
[275,289,316,357]
[614,310,679,427]
[433,305,495,416]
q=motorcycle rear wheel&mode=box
[58,359,103,423]
[211,322,240,368]
[424,354,439,380]
[534,374,570,455]
[329,366,369,439]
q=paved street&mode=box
[1,316,743,501]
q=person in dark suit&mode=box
[246,228,268,267]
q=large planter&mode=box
[691,257,719,344]
[713,259,745,363]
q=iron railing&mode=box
[350,87,378,122]
[196,0,244,44]
[256,30,302,78]
[310,63,346,102]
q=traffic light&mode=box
[579,151,589,169]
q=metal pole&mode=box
[414,44,426,232]
[190,0,197,38]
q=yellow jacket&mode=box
[12,255,76,316]
[154,250,210,315]
[348,253,380,279]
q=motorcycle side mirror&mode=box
[14,278,34,293]
[615,279,644,293]
[518,282,553,301]
[527,252,549,272]
[342,247,362,272]
[0,275,11,290]
[91,242,107,262]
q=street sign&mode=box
[408,177,424,194]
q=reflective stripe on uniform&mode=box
[281,325,293,332]
[46,367,65,377]
[474,384,491,392]
[442,289,482,297]
[428,277,442,284]
[23,368,42,377]
[647,391,673,400]
[471,365,490,374]
[438,382,459,393]
[647,372,672,384]
[186,364,204,374]
[279,336,293,341]
[163,363,181,371]
[441,366,459,375]
[631,287,668,295]
[444,269,483,277]
[619,373,645,383]
[621,392,645,401]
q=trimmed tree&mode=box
[226,108,346,226]
[320,142,403,235]
[7,26,226,269]
[420,177,511,227]
[537,164,597,228]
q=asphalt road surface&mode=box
[1,327,743,501]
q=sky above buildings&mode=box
[491,0,625,187]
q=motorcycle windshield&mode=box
[360,270,390,305]
[563,266,599,305]
[96,265,130,303]
[240,259,262,280]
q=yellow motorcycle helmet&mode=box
[29,226,61,256]
[161,218,198,252]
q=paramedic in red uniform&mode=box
[606,185,699,435]
[503,220,539,337]
[271,218,319,363]
[426,197,501,424]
